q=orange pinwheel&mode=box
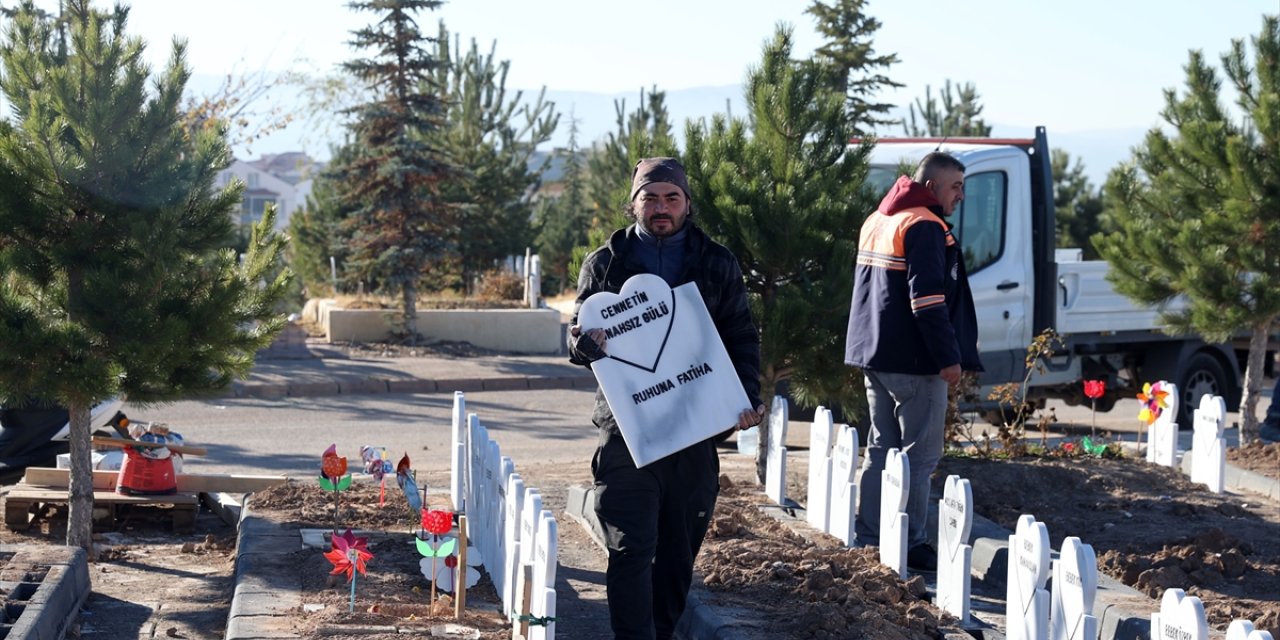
[1136,382,1169,425]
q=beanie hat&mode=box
[630,157,690,200]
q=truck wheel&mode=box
[1178,353,1228,428]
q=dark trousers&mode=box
[592,428,719,640]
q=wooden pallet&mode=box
[4,483,200,532]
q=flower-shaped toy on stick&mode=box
[396,454,424,529]
[1083,379,1105,438]
[324,529,373,612]
[417,508,456,607]
[361,446,393,507]
[1136,381,1170,450]
[319,444,352,534]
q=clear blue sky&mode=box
[24,0,1280,181]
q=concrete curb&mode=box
[223,374,597,399]
[0,544,90,640]
[565,486,740,640]
[224,498,303,640]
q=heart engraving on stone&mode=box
[940,475,972,563]
[1058,537,1097,640]
[578,274,677,373]
[1013,514,1049,616]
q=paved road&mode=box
[127,388,600,478]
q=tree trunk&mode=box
[1238,321,1273,444]
[66,399,94,553]
[755,373,779,485]
[403,282,418,344]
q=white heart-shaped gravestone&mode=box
[578,273,675,373]
[940,475,972,563]
[768,396,789,453]
[1226,620,1275,640]
[1195,394,1226,438]
[1013,514,1049,615]
[1155,589,1208,640]
[884,448,909,512]
[1058,537,1098,640]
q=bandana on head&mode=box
[630,157,690,200]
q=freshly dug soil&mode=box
[935,454,1280,636]
[1228,441,1280,481]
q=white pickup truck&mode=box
[865,127,1244,424]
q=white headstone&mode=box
[483,440,502,562]
[501,474,525,614]
[1006,514,1051,640]
[1148,381,1179,467]
[493,456,514,596]
[512,488,543,625]
[764,396,790,505]
[1050,537,1097,640]
[1151,589,1208,640]
[530,511,558,640]
[1191,394,1226,493]
[1227,620,1276,640]
[806,408,835,532]
[467,414,485,538]
[879,447,909,579]
[936,475,973,623]
[828,424,858,545]
[578,274,751,467]
[451,392,466,512]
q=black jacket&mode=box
[569,223,763,433]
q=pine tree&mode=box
[337,0,452,338]
[1094,15,1280,442]
[434,24,558,291]
[903,80,992,137]
[0,0,289,551]
[1051,148,1107,259]
[684,26,876,481]
[806,0,903,132]
[534,117,589,292]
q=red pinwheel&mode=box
[416,508,456,606]
[422,509,452,536]
[324,529,373,582]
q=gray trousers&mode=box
[854,370,947,548]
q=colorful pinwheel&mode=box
[1137,381,1169,426]
[425,541,484,593]
[360,446,393,506]
[396,454,424,524]
[323,529,373,612]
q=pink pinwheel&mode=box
[323,529,374,613]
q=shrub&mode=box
[475,268,524,301]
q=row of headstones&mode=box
[448,391,559,639]
[1150,382,1228,495]
[762,394,1257,638]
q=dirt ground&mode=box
[1227,441,1280,481]
[935,450,1280,637]
[1,441,1278,639]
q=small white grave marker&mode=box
[1151,588,1208,640]
[1050,537,1097,640]
[501,474,525,614]
[806,408,835,532]
[529,511,557,640]
[935,475,972,624]
[1191,394,1226,493]
[1227,619,1276,640]
[879,447,909,579]
[828,424,859,545]
[1148,381,1179,467]
[451,392,466,512]
[765,396,790,506]
[1006,514,1050,640]
[578,274,751,467]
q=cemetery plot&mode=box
[935,454,1280,635]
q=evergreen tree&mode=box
[806,0,903,132]
[1051,148,1106,259]
[903,80,992,137]
[0,0,289,551]
[288,142,360,297]
[684,26,875,481]
[534,117,589,293]
[1093,15,1280,442]
[336,0,452,338]
[434,24,558,291]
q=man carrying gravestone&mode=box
[568,157,766,640]
[844,151,983,572]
